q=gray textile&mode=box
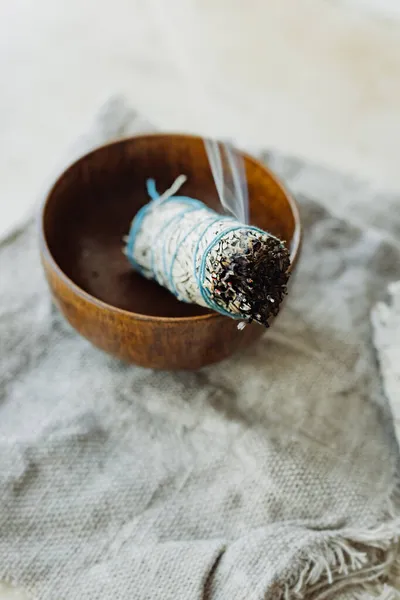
[1,98,400,600]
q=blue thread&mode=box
[150,202,199,279]
[146,178,158,200]
[160,203,203,283]
[127,179,204,274]
[197,224,267,317]
[126,203,152,274]
[190,216,239,315]
[167,213,214,295]
[126,178,266,319]
[191,217,226,285]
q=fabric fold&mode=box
[1,98,400,599]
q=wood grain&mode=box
[39,134,301,369]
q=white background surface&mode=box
[1,0,400,241]
[1,0,400,597]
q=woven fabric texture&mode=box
[1,98,400,600]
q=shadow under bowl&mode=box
[39,134,301,370]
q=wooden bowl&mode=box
[39,134,301,370]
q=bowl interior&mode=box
[42,135,299,318]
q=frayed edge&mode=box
[352,582,400,600]
[280,519,400,600]
[274,476,400,600]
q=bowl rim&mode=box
[39,132,302,324]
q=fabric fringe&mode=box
[281,483,400,600]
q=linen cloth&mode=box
[1,97,400,600]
